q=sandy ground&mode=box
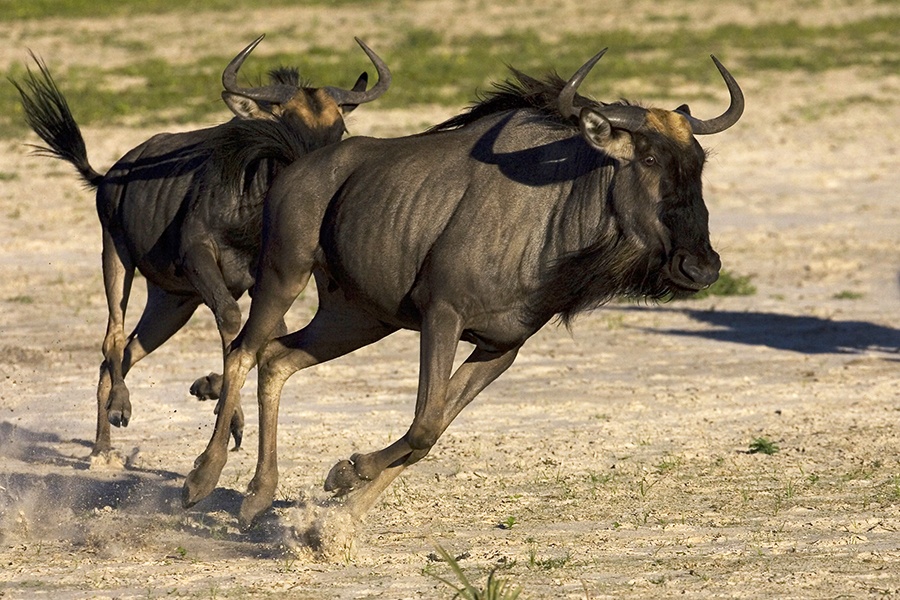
[1,2,898,598]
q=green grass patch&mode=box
[698,270,757,299]
[833,290,864,300]
[674,269,757,301]
[2,13,896,138]
[0,0,374,21]
[748,437,779,455]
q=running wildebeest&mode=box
[13,35,391,457]
[181,48,744,530]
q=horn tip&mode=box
[247,34,266,51]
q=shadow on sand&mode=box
[0,421,292,553]
[625,306,899,356]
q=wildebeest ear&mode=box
[222,92,279,121]
[339,72,370,114]
[579,108,614,150]
[675,103,692,116]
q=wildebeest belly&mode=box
[321,158,560,344]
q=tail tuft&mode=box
[11,52,103,188]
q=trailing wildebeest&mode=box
[181,48,743,530]
[13,35,390,457]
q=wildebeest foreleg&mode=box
[237,306,395,528]
[326,304,520,516]
[337,343,520,520]
[182,264,315,509]
[324,303,463,493]
[122,285,202,373]
[182,345,256,509]
[180,243,254,446]
[180,243,243,397]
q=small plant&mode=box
[427,543,522,600]
[498,516,518,530]
[889,476,900,502]
[529,550,573,570]
[748,437,779,455]
[833,290,864,300]
[175,546,187,559]
[589,471,612,485]
[654,456,680,474]
[690,269,757,299]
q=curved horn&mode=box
[222,34,265,94]
[677,55,744,135]
[597,104,649,132]
[558,48,608,120]
[221,34,298,105]
[324,37,392,106]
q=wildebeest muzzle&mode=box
[667,247,722,291]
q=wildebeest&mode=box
[13,35,390,457]
[181,48,743,529]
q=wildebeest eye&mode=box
[643,156,657,167]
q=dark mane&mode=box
[525,225,672,330]
[430,68,600,132]
[267,67,310,88]
[204,113,327,196]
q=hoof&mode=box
[182,453,225,508]
[324,459,364,495]
[107,410,129,428]
[107,385,132,427]
[190,372,222,400]
[238,492,273,531]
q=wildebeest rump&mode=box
[181,49,744,529]
[13,35,391,456]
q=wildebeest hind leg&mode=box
[94,230,135,456]
[239,304,396,529]
[126,286,203,405]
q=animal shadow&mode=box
[0,421,290,553]
[633,307,899,356]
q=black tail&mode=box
[11,52,104,188]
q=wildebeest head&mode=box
[220,35,391,142]
[556,49,743,300]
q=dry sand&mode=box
[1,2,898,598]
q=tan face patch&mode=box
[645,108,693,146]
[281,89,343,130]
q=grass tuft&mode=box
[690,270,757,300]
[426,543,523,600]
[748,437,779,455]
